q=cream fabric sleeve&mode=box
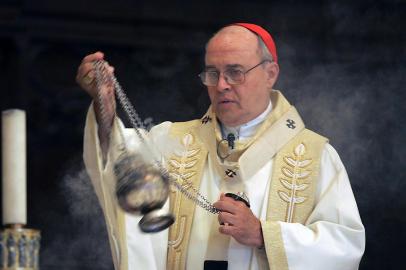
[83,103,171,270]
[262,143,365,270]
[83,103,126,270]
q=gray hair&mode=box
[257,36,273,62]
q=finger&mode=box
[213,200,226,211]
[213,200,236,213]
[79,62,114,81]
[219,224,235,236]
[230,199,249,209]
[104,63,115,76]
[218,211,235,226]
[222,194,250,209]
[77,62,95,81]
[214,200,246,214]
[81,51,104,64]
[219,193,244,204]
[222,196,240,204]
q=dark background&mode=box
[0,0,405,269]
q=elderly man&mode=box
[77,23,365,270]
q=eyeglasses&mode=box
[198,60,270,86]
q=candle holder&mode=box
[0,224,40,270]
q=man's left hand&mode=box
[213,193,264,248]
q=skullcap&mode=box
[232,23,278,63]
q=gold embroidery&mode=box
[167,133,200,250]
[164,120,208,270]
[168,216,187,248]
[265,129,328,270]
[278,143,313,223]
[168,134,200,189]
[174,251,181,270]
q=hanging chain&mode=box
[93,60,219,214]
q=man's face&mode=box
[204,26,278,127]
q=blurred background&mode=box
[0,0,405,269]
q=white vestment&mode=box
[83,93,365,270]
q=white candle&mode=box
[2,109,27,225]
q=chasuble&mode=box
[83,90,365,270]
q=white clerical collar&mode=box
[221,100,273,141]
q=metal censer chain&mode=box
[92,60,219,231]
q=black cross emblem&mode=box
[201,115,212,124]
[225,169,237,178]
[286,119,296,129]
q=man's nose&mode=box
[216,73,231,92]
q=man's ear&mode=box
[266,62,279,88]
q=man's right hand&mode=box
[76,51,115,98]
[76,51,116,159]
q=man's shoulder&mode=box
[299,128,346,171]
[168,118,202,136]
[149,118,203,141]
[172,118,202,127]
[285,128,329,159]
[301,128,329,143]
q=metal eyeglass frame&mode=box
[198,59,271,86]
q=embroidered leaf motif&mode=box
[169,159,181,169]
[181,172,196,179]
[298,159,312,167]
[284,157,312,168]
[282,167,311,179]
[186,149,200,157]
[293,196,306,204]
[278,192,307,205]
[295,183,309,191]
[294,143,306,156]
[171,171,196,180]
[167,132,201,226]
[278,191,291,203]
[282,167,294,178]
[184,159,198,169]
[173,147,200,158]
[169,172,180,180]
[284,157,297,167]
[279,142,313,223]
[182,133,194,146]
[169,159,198,170]
[280,179,293,190]
[280,179,309,191]
[296,170,311,179]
